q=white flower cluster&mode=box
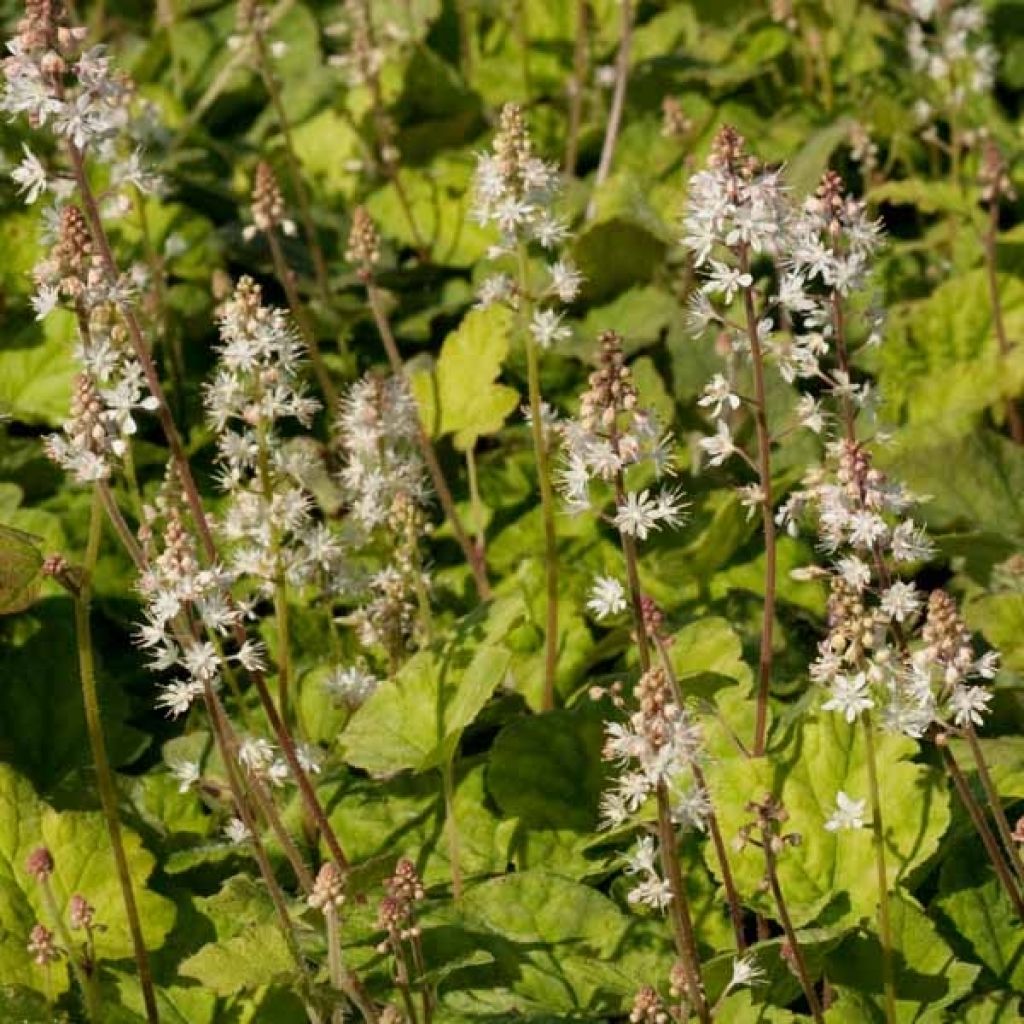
[558,330,685,538]
[2,2,164,204]
[205,277,342,596]
[38,209,159,482]
[600,665,709,837]
[473,103,583,347]
[134,496,250,718]
[906,1,996,121]
[337,375,427,535]
[685,136,886,483]
[787,439,999,737]
[335,373,432,663]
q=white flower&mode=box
[324,664,379,708]
[234,638,268,673]
[11,144,47,204]
[725,954,766,994]
[880,581,920,624]
[169,759,201,794]
[824,791,867,832]
[627,876,673,910]
[155,679,204,718]
[822,672,874,722]
[949,684,992,728]
[613,490,662,540]
[476,273,514,309]
[797,394,825,434]
[237,736,275,773]
[698,374,740,419]
[296,743,323,775]
[530,308,570,349]
[548,259,583,302]
[614,490,657,539]
[31,284,60,320]
[623,836,659,876]
[836,555,871,591]
[223,817,251,844]
[848,510,888,549]
[699,420,735,467]
[587,575,627,619]
[702,260,752,303]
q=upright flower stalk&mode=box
[47,499,161,1024]
[247,160,339,416]
[3,0,359,886]
[586,0,633,219]
[236,0,332,302]
[559,333,714,1017]
[736,798,825,1024]
[474,103,582,708]
[682,127,791,755]
[331,0,427,256]
[347,208,491,600]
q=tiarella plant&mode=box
[1,1,1024,1023]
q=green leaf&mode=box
[179,922,297,996]
[0,598,147,789]
[936,838,1024,989]
[0,764,175,993]
[365,154,492,266]
[574,173,671,301]
[410,306,519,450]
[341,642,511,775]
[879,271,1024,441]
[706,715,950,928]
[0,521,43,616]
[446,870,635,1014]
[0,311,77,427]
[825,895,979,1023]
[964,591,1024,672]
[879,430,1024,543]
[869,178,976,217]
[487,710,607,831]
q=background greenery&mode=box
[2,0,1024,1021]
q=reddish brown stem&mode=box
[939,735,1024,921]
[740,251,777,757]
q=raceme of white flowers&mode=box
[558,330,685,536]
[472,102,582,348]
[906,0,996,125]
[682,126,1001,744]
[335,373,433,661]
[601,664,710,909]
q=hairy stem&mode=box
[653,636,747,952]
[760,835,824,1024]
[965,726,1024,883]
[740,252,777,757]
[266,227,339,417]
[656,785,711,1024]
[862,713,896,1024]
[466,445,486,554]
[66,492,161,1022]
[517,246,559,708]
[252,30,332,303]
[938,735,1024,920]
[586,0,632,219]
